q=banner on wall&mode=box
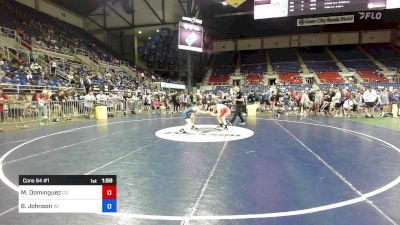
[160,82,186,90]
[297,15,354,27]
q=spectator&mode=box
[50,60,57,75]
[9,92,28,129]
[51,90,65,120]
[379,89,390,117]
[83,91,96,118]
[0,88,10,131]
[390,89,400,117]
[96,90,107,105]
[363,86,377,118]
[32,50,40,63]
[332,88,342,117]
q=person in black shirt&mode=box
[229,86,246,125]
[171,92,180,112]
[247,91,257,104]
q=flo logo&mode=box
[359,12,382,20]
[155,125,254,142]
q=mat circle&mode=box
[155,125,254,142]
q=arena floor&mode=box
[0,115,400,225]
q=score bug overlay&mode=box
[18,175,117,213]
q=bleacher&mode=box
[331,45,367,60]
[341,59,380,71]
[279,72,303,84]
[300,47,339,72]
[0,0,124,62]
[269,49,301,73]
[317,72,344,84]
[245,74,263,85]
[330,45,379,71]
[138,28,180,70]
[239,51,266,85]
[208,52,236,85]
[0,0,177,92]
[363,44,400,69]
[357,71,389,83]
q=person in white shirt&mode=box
[96,90,108,106]
[363,86,377,118]
[332,88,342,117]
[84,91,96,118]
[107,92,117,116]
[115,92,125,113]
[129,93,138,114]
[299,90,310,116]
[343,97,355,117]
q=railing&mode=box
[0,100,140,129]
[74,48,90,57]
[0,84,85,93]
[0,26,32,51]
[119,60,130,67]
[98,60,121,69]
[0,40,31,63]
[0,43,14,61]
[55,69,69,80]
[0,26,18,40]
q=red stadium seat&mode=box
[357,71,389,83]
[279,73,303,84]
[317,72,344,84]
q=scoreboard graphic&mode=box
[18,175,117,213]
[254,0,400,20]
[178,21,203,52]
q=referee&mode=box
[229,86,246,125]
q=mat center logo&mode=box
[155,125,254,142]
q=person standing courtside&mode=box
[363,86,377,118]
[230,86,246,125]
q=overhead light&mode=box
[138,30,142,34]
[222,1,228,5]
[156,29,159,32]
[148,37,151,40]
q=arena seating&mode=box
[357,71,389,83]
[330,45,380,71]
[208,53,237,85]
[240,64,266,74]
[0,0,123,62]
[245,73,263,85]
[240,51,266,64]
[208,74,230,85]
[269,49,301,73]
[239,51,266,85]
[298,47,338,72]
[0,0,178,91]
[214,65,235,76]
[279,72,303,84]
[299,47,331,61]
[363,44,400,69]
[138,28,180,70]
[341,59,380,71]
[317,72,344,84]
[330,45,368,60]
